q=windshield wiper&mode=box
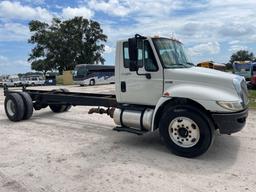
[165,63,194,69]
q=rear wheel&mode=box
[18,92,33,120]
[159,105,214,158]
[49,89,71,113]
[4,93,25,122]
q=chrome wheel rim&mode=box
[6,99,15,116]
[168,117,200,148]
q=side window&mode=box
[123,40,158,71]
[137,41,143,68]
[144,41,158,71]
[123,41,143,68]
[123,42,130,68]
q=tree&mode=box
[28,17,107,74]
[229,50,254,64]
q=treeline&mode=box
[28,17,107,75]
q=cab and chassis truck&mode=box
[3,35,249,158]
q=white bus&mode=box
[73,64,115,86]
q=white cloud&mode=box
[0,22,30,41]
[0,55,28,69]
[104,45,114,54]
[20,0,45,5]
[229,45,249,52]
[62,6,94,19]
[0,1,52,22]
[0,55,8,66]
[88,0,131,17]
[229,40,240,45]
[188,42,220,56]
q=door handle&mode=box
[121,81,126,92]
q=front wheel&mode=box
[159,105,215,158]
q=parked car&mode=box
[2,78,23,87]
[25,76,45,86]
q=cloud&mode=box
[0,54,29,75]
[229,45,249,52]
[219,24,253,37]
[0,1,52,22]
[0,22,30,41]
[188,42,220,56]
[0,55,8,66]
[62,6,94,19]
[104,45,114,54]
[229,40,240,45]
[20,0,45,5]
[88,0,131,17]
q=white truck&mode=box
[3,35,248,157]
[2,75,23,87]
[25,76,45,86]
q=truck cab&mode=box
[113,35,248,157]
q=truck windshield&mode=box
[153,38,194,68]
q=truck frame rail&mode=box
[4,86,118,108]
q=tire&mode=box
[18,92,33,120]
[49,105,66,113]
[4,93,25,122]
[49,89,68,113]
[159,105,215,158]
[89,79,95,86]
[80,84,84,87]
[59,88,72,111]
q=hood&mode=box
[165,66,242,89]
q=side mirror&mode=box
[128,37,138,72]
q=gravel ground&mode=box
[0,85,255,192]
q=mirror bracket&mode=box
[136,71,151,79]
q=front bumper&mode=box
[211,108,248,134]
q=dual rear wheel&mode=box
[4,92,33,122]
[4,89,72,121]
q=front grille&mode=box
[241,79,249,106]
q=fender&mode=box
[151,84,241,132]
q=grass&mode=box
[249,89,256,109]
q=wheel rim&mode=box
[168,117,200,148]
[6,99,16,116]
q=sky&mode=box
[0,0,256,75]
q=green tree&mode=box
[28,17,107,74]
[229,50,254,64]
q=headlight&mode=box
[216,101,243,111]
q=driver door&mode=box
[118,39,163,106]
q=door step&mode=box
[113,127,148,135]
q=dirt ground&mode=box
[0,84,255,192]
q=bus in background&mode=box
[233,61,252,80]
[197,61,226,71]
[73,64,115,86]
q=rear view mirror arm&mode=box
[136,71,151,79]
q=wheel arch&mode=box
[152,97,214,131]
